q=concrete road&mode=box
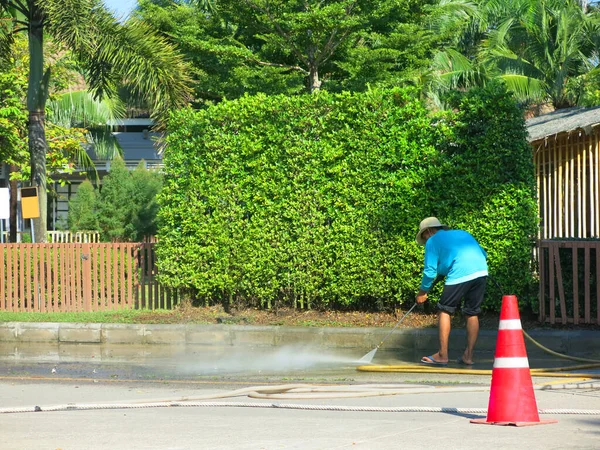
[1,375,599,450]
[1,341,599,449]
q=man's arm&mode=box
[416,275,445,304]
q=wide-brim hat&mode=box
[416,217,447,245]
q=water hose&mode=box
[2,401,600,415]
[358,274,600,376]
[523,330,600,364]
[356,365,600,378]
[2,383,600,415]
[356,332,600,376]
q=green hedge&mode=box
[157,84,537,312]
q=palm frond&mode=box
[0,7,15,62]
[431,48,486,89]
[498,73,546,102]
[87,128,123,161]
[99,16,193,124]
[47,90,125,128]
[39,0,192,125]
[71,142,99,183]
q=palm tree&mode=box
[0,0,192,242]
[425,0,600,109]
[47,90,126,182]
[480,0,600,108]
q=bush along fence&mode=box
[158,83,539,313]
[0,243,178,312]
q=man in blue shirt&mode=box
[415,217,488,366]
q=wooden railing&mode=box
[47,231,101,243]
[538,240,600,324]
[0,243,178,312]
[0,231,101,243]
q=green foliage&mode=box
[0,43,27,166]
[0,0,192,242]
[158,84,538,312]
[137,0,438,101]
[96,158,132,241]
[93,158,163,242]
[129,162,163,240]
[425,0,600,108]
[427,81,538,309]
[67,179,99,232]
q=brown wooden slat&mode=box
[597,246,600,325]
[89,245,96,311]
[70,244,77,312]
[548,243,556,324]
[100,245,106,310]
[93,246,98,311]
[63,243,69,311]
[584,244,590,324]
[38,245,45,312]
[133,245,141,310]
[538,243,546,322]
[553,244,567,324]
[151,246,157,310]
[45,245,52,312]
[83,243,91,311]
[120,244,126,309]
[63,243,70,312]
[53,244,59,312]
[126,244,134,309]
[113,244,119,309]
[58,244,65,311]
[21,245,27,311]
[140,244,147,309]
[106,244,111,308]
[572,246,579,325]
[0,246,5,310]
[7,245,14,311]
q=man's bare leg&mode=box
[425,311,451,363]
[461,314,479,364]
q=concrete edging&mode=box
[0,322,598,357]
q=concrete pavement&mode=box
[1,322,599,359]
[1,322,600,449]
[1,378,599,450]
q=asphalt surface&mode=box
[1,325,599,449]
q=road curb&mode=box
[0,322,599,357]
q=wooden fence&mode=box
[0,243,178,312]
[538,240,599,324]
[533,129,600,239]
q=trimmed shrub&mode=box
[68,179,99,232]
[157,85,538,312]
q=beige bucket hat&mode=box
[416,217,447,245]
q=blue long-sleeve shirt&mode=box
[420,229,488,292]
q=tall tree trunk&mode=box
[28,11,48,243]
[9,165,18,243]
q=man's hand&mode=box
[416,290,428,304]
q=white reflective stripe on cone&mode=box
[493,357,530,368]
[498,319,522,330]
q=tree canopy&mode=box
[137,0,439,103]
[0,0,193,241]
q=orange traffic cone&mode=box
[471,295,557,426]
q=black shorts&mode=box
[436,276,487,316]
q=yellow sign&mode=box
[21,187,40,219]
